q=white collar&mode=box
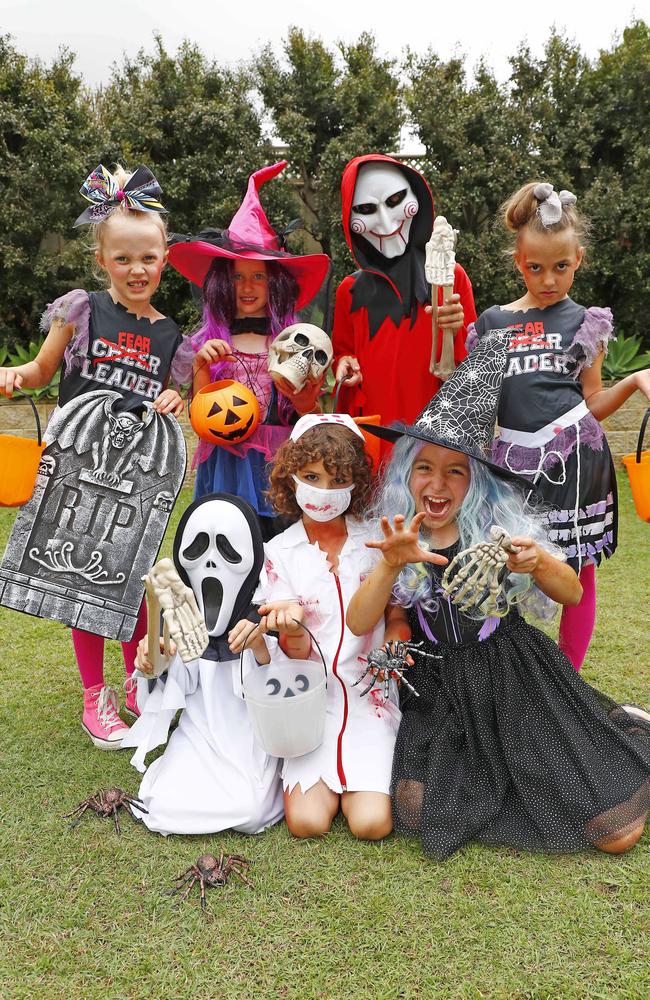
[277,516,368,549]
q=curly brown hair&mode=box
[268,425,373,519]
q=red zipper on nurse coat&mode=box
[332,574,348,787]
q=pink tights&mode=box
[558,563,597,671]
[72,602,147,690]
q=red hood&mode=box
[340,153,435,271]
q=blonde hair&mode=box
[91,164,168,254]
[501,181,589,252]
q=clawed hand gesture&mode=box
[366,514,449,570]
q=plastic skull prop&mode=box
[268,324,333,392]
[176,498,256,637]
[350,163,419,259]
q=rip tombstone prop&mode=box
[0,390,186,640]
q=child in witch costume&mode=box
[332,154,476,435]
[347,334,650,859]
[229,414,398,841]
[468,183,650,670]
[0,164,193,750]
[168,162,330,541]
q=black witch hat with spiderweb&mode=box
[361,332,532,490]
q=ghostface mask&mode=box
[350,163,419,259]
[173,494,264,639]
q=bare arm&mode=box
[508,537,583,606]
[580,350,650,422]
[0,319,73,396]
[347,513,448,636]
[383,603,412,644]
[347,558,401,636]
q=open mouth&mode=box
[423,496,451,519]
[201,576,223,632]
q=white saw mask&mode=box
[350,163,419,259]
[177,499,255,637]
[268,323,333,392]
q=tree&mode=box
[577,21,650,343]
[256,29,403,284]
[0,36,96,346]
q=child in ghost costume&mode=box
[121,494,284,835]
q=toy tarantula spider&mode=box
[441,525,519,617]
[169,853,252,911]
[64,787,147,834]
[353,640,440,699]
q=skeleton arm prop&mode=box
[142,558,209,675]
[425,216,459,380]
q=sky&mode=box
[2,0,647,149]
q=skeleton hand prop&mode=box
[425,216,459,380]
[143,558,208,672]
[441,525,520,617]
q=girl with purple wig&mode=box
[167,162,330,540]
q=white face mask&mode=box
[292,476,354,522]
[177,500,255,636]
[350,163,419,259]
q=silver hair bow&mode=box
[533,183,577,227]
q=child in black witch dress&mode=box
[347,333,650,860]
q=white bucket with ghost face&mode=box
[241,622,327,759]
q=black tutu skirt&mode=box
[392,614,650,859]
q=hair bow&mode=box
[74,164,166,227]
[533,183,577,227]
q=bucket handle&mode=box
[6,390,43,446]
[239,616,328,698]
[636,407,650,464]
[331,376,354,415]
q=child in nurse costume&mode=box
[230,414,400,841]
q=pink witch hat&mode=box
[168,161,330,311]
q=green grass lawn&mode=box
[0,476,648,1000]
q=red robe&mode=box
[332,153,477,434]
[332,264,476,427]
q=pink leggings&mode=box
[71,602,147,690]
[558,563,597,671]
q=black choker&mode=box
[232,317,270,335]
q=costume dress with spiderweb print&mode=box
[390,545,650,860]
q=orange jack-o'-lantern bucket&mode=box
[189,380,261,446]
[622,407,650,523]
[0,392,47,507]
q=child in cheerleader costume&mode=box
[229,414,399,841]
[168,162,330,541]
[467,183,650,670]
[346,334,650,860]
[0,164,193,749]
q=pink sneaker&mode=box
[124,675,140,720]
[82,683,129,749]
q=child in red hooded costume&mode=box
[332,154,476,430]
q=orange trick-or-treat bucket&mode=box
[0,392,46,507]
[622,407,650,522]
[190,380,261,447]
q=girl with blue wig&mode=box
[347,333,650,860]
